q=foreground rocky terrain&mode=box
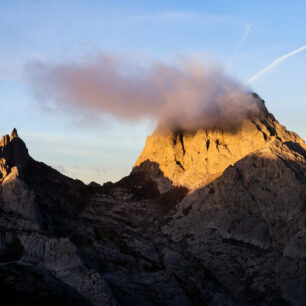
[0,95,305,305]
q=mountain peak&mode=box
[134,94,305,191]
[0,128,29,180]
[0,134,10,147]
[10,128,18,140]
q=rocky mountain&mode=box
[0,94,306,305]
[135,94,305,191]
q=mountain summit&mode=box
[134,94,305,191]
[0,95,306,305]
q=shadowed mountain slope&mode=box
[0,94,305,305]
[0,129,237,305]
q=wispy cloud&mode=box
[227,24,252,70]
[247,45,306,84]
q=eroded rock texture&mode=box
[0,129,236,306]
[163,139,306,305]
[0,94,305,306]
[135,95,305,191]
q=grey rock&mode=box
[0,97,305,306]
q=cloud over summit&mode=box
[28,53,262,131]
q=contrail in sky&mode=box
[247,45,306,84]
[227,24,251,70]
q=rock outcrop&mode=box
[0,129,237,305]
[162,139,306,304]
[0,128,29,181]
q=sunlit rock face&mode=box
[134,95,305,191]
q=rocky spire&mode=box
[10,128,18,140]
[0,135,10,147]
[0,129,29,179]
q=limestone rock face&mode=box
[0,96,305,306]
[135,96,305,191]
[163,139,306,246]
[162,138,306,305]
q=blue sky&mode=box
[1,0,305,183]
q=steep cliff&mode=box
[134,94,305,191]
[162,139,306,304]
